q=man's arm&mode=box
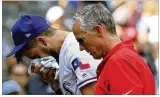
[80,81,97,95]
[70,56,98,95]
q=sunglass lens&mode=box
[77,38,84,44]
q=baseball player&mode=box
[6,15,101,95]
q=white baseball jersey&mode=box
[59,32,101,95]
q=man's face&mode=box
[72,22,103,59]
[22,40,59,61]
[23,46,50,59]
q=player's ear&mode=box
[36,36,47,48]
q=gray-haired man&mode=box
[72,3,155,95]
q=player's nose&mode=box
[80,44,85,51]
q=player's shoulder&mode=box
[60,32,100,66]
[61,33,79,56]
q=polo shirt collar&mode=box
[97,40,135,77]
[103,39,135,60]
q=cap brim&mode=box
[6,43,26,57]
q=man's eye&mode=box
[30,56,39,59]
[37,56,41,58]
[29,57,35,59]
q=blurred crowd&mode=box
[2,0,158,95]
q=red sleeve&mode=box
[107,57,144,94]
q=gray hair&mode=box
[72,3,116,35]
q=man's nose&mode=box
[80,44,85,51]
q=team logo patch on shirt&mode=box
[71,58,90,71]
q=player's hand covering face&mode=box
[31,63,59,90]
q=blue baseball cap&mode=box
[6,15,50,57]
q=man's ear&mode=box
[93,25,104,37]
[36,36,47,47]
